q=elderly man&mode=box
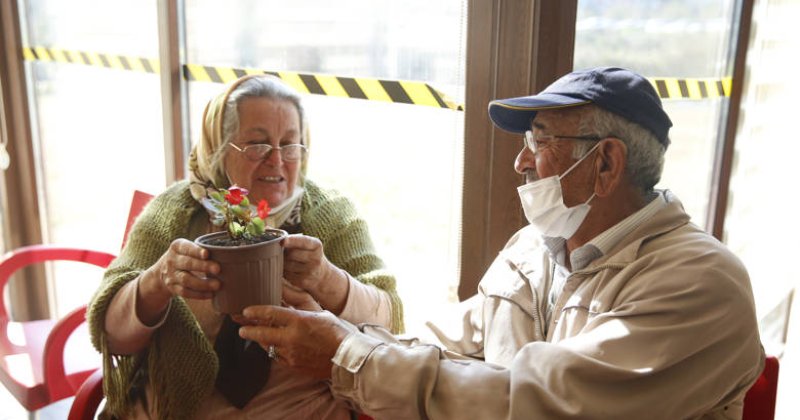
[239,67,764,419]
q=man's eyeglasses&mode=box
[524,130,601,154]
[229,143,307,162]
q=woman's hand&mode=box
[282,234,349,314]
[137,239,220,324]
[282,281,323,311]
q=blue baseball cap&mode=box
[487,67,672,147]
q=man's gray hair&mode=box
[573,105,666,193]
[209,76,305,176]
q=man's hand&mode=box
[238,305,352,379]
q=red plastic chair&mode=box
[122,190,155,249]
[67,367,104,420]
[0,246,115,411]
[0,190,153,413]
[743,355,780,420]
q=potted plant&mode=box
[195,186,287,315]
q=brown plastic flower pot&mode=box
[195,228,287,315]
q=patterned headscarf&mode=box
[187,74,309,203]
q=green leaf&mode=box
[210,191,223,202]
[248,217,266,237]
[240,196,250,207]
[232,206,246,219]
[229,221,244,238]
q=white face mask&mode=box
[517,142,600,239]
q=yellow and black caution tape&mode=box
[181,63,462,111]
[22,46,732,108]
[23,46,160,76]
[22,46,463,111]
[647,77,732,100]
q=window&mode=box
[725,0,800,350]
[184,0,467,331]
[574,0,739,224]
[19,0,164,316]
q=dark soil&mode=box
[201,231,283,247]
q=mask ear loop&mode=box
[558,141,602,181]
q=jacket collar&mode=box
[580,190,691,270]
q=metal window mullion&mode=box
[157,0,189,185]
[0,0,49,320]
[706,0,755,241]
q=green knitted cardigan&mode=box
[87,179,403,419]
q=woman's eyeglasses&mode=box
[229,143,307,162]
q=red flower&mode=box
[225,186,248,205]
[257,199,270,219]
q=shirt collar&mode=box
[543,190,667,271]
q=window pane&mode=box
[574,0,738,224]
[725,0,800,345]
[21,0,163,317]
[185,0,467,331]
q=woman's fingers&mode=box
[282,234,322,252]
[171,239,220,274]
[164,269,219,296]
[282,282,322,311]
[157,239,222,299]
[282,234,331,289]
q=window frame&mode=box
[459,0,579,298]
[0,0,756,312]
[0,0,48,320]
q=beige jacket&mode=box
[330,192,764,419]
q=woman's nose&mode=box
[262,148,283,165]
[514,147,535,175]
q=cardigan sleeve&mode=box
[87,181,195,353]
[85,181,218,419]
[301,180,404,333]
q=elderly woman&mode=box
[87,75,403,419]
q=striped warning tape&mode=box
[22,46,463,111]
[22,46,732,106]
[648,77,732,100]
[182,63,463,111]
[23,46,160,76]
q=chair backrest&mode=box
[743,355,780,420]
[64,190,154,416]
[67,368,104,420]
[0,189,157,412]
[122,190,155,249]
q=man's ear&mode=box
[594,138,627,197]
